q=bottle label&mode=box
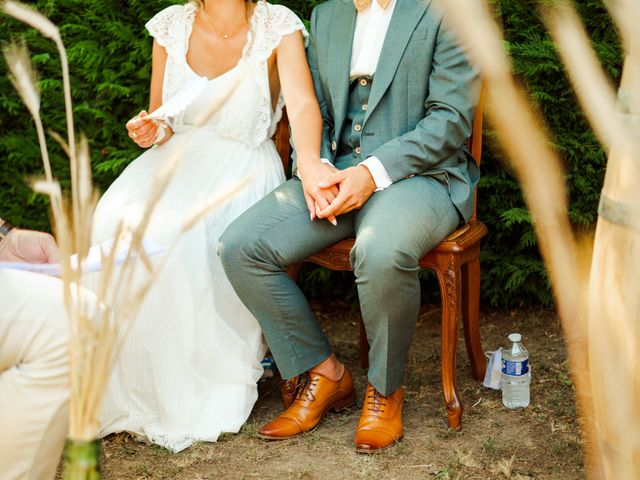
[502,359,529,376]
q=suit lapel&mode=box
[327,0,357,138]
[365,0,430,122]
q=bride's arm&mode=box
[276,31,338,225]
[126,40,174,148]
[148,40,166,113]
[276,32,322,165]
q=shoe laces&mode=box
[294,373,319,403]
[366,387,387,413]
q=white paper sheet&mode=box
[0,239,166,278]
[148,77,209,122]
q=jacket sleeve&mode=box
[371,20,480,181]
[305,6,335,163]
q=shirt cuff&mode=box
[360,156,393,191]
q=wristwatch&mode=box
[0,218,15,243]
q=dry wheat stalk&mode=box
[435,0,640,476]
[432,0,601,475]
[2,40,53,182]
[3,0,251,447]
[541,2,640,477]
[3,0,80,228]
[542,4,622,150]
[603,0,640,71]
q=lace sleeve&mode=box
[268,4,309,46]
[145,4,189,50]
[247,2,309,65]
[145,4,197,133]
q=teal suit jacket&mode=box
[305,0,481,221]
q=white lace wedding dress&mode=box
[91,1,306,452]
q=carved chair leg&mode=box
[436,254,463,430]
[461,256,486,381]
[359,316,369,369]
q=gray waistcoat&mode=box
[334,76,372,169]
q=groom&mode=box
[220,0,479,452]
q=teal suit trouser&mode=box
[219,174,458,395]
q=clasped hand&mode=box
[299,162,376,226]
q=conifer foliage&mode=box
[478,0,621,306]
[0,0,622,306]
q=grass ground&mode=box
[90,302,584,479]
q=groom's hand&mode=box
[297,161,339,225]
[317,166,376,218]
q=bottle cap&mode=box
[508,333,521,343]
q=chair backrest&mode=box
[468,82,485,167]
[274,84,485,216]
[468,82,485,220]
[274,108,292,174]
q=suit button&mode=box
[331,140,337,151]
[359,78,368,87]
[361,104,368,111]
[354,124,362,132]
[354,147,362,155]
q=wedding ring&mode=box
[132,132,137,138]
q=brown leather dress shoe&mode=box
[258,368,355,440]
[280,376,300,409]
[355,384,404,453]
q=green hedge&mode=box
[0,0,622,306]
[479,0,621,306]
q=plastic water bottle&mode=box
[501,333,530,408]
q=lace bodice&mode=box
[146,1,307,146]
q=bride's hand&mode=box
[126,111,171,148]
[297,160,339,225]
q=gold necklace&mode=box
[201,8,247,40]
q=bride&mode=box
[91,0,322,452]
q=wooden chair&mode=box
[274,88,487,430]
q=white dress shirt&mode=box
[350,0,397,79]
[321,0,396,190]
